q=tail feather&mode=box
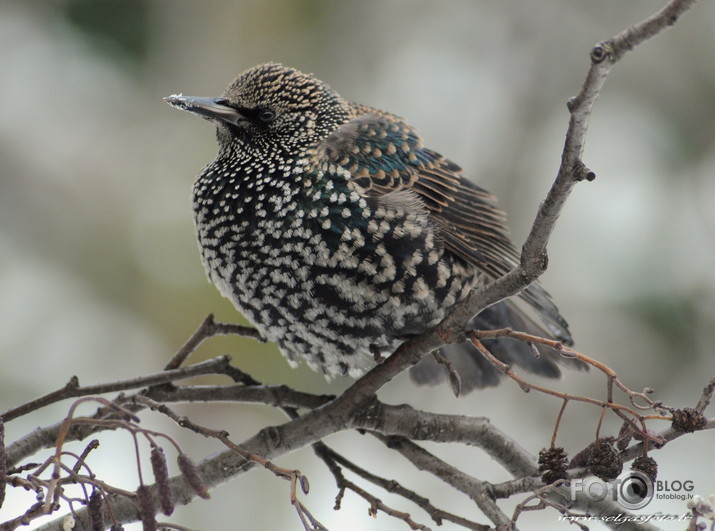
[410,298,585,394]
[519,283,573,345]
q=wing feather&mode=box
[318,104,572,342]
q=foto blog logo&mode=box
[571,470,654,510]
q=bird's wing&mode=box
[319,107,516,275]
[318,105,572,342]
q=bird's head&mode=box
[165,63,349,154]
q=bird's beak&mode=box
[164,95,246,127]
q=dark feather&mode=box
[320,104,573,345]
[410,300,584,393]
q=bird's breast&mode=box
[191,162,477,348]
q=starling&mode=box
[166,63,579,393]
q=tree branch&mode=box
[1,356,235,424]
[15,1,705,529]
[312,441,487,530]
[370,434,508,529]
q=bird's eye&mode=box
[258,109,276,123]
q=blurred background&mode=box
[1,0,714,529]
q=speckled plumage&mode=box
[166,64,579,392]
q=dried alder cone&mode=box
[538,446,569,485]
[588,439,623,482]
[671,407,707,433]
[632,456,658,483]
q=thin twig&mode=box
[134,396,303,484]
[313,441,484,530]
[551,399,569,448]
[133,395,328,530]
[164,314,264,370]
[70,440,99,474]
[471,328,662,411]
[695,377,715,414]
[313,445,431,531]
[511,481,588,530]
[1,356,235,422]
[469,336,665,442]
[370,434,506,529]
